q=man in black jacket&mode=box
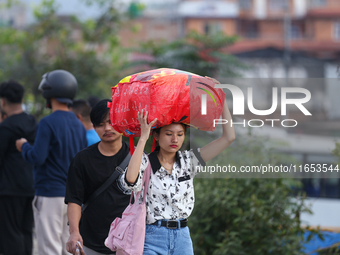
[0,80,37,255]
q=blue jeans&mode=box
[143,221,194,255]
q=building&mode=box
[178,0,340,59]
[0,1,27,28]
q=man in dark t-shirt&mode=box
[0,80,37,255]
[65,99,131,255]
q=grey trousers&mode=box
[33,196,68,255]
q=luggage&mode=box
[108,68,225,137]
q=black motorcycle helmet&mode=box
[38,70,78,108]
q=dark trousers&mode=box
[0,196,34,255]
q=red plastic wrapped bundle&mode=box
[108,68,225,137]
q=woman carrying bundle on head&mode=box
[118,98,235,254]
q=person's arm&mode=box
[125,110,157,184]
[16,119,51,165]
[16,138,27,152]
[66,203,85,255]
[199,99,235,162]
[65,156,85,255]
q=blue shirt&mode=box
[86,128,100,146]
[21,110,87,197]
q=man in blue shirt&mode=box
[16,70,87,255]
[69,99,100,146]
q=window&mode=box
[239,20,258,38]
[309,0,326,8]
[302,178,340,199]
[291,23,304,39]
[8,18,14,27]
[269,0,288,11]
[245,22,258,38]
[239,0,252,10]
[333,21,340,41]
[204,22,221,36]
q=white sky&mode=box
[24,0,180,22]
[25,0,104,22]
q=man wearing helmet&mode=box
[16,70,87,255]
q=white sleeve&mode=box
[189,148,206,178]
[118,153,149,193]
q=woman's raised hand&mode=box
[138,109,157,141]
[126,109,156,184]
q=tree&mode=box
[0,0,131,118]
[134,30,246,78]
[189,130,316,254]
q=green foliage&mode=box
[134,30,246,78]
[191,178,309,255]
[127,2,145,19]
[0,0,130,119]
[318,245,340,255]
[0,0,20,8]
[189,131,315,254]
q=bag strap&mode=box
[130,157,152,204]
[142,162,151,203]
[82,152,131,213]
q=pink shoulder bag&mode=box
[105,162,151,255]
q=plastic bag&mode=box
[108,68,225,137]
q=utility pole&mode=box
[283,0,291,81]
[283,0,291,119]
[177,0,186,38]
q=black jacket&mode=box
[0,112,36,196]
